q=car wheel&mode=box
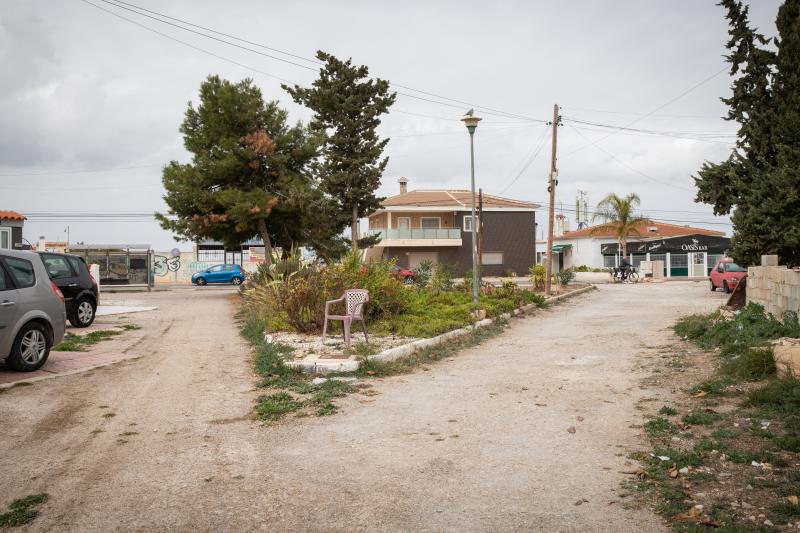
[723,280,731,294]
[69,297,96,328]
[196,277,207,286]
[404,276,414,285]
[710,280,716,292]
[231,276,243,286]
[7,322,51,372]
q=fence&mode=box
[746,255,800,317]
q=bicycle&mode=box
[612,266,639,283]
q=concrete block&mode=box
[772,338,800,378]
[762,255,779,266]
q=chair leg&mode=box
[343,318,351,346]
[322,318,328,339]
[362,319,369,343]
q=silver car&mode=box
[0,249,66,371]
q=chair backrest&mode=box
[344,289,369,318]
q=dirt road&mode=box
[0,282,726,532]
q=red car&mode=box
[709,259,747,293]
[388,265,415,284]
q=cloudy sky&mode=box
[0,0,783,250]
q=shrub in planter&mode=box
[529,264,546,289]
[558,268,576,285]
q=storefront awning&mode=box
[551,244,572,253]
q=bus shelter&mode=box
[68,244,153,289]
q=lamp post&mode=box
[461,112,481,305]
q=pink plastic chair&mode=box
[322,289,369,346]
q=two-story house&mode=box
[363,178,538,276]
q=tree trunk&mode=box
[257,217,273,266]
[351,204,359,251]
[621,238,627,258]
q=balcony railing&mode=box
[364,228,461,240]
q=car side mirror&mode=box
[717,267,724,273]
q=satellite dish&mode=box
[170,248,181,258]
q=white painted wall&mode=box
[554,237,619,270]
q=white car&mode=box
[0,250,67,371]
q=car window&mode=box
[209,265,224,272]
[225,265,235,271]
[4,257,36,288]
[41,254,75,279]
[0,263,10,291]
[725,263,747,272]
[66,256,86,275]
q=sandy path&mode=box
[0,282,726,532]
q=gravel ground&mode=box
[0,282,727,532]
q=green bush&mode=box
[558,268,575,285]
[412,259,433,288]
[528,264,546,289]
[674,303,799,381]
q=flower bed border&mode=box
[286,285,596,375]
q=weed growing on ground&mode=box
[122,324,140,331]
[682,409,722,426]
[242,312,509,422]
[355,320,508,377]
[644,417,677,437]
[53,330,123,352]
[0,493,48,527]
[688,377,737,396]
[658,406,678,416]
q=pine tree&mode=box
[694,0,800,266]
[284,51,396,250]
[156,75,320,264]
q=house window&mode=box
[481,252,503,265]
[397,217,411,230]
[0,228,10,249]
[420,217,440,229]
[603,255,617,268]
[463,216,478,232]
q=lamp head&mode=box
[461,115,481,134]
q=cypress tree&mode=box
[284,51,396,250]
[694,0,800,266]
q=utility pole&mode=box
[478,188,483,270]
[544,104,561,297]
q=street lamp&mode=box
[461,111,481,305]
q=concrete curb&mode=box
[287,285,596,375]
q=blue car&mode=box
[191,264,246,286]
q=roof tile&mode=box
[381,189,538,209]
[0,210,26,221]
[559,220,725,239]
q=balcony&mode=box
[363,228,462,247]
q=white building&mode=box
[543,220,730,278]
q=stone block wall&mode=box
[747,263,800,317]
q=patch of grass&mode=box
[315,403,337,416]
[711,428,736,440]
[122,324,140,330]
[309,380,357,405]
[0,493,48,527]
[356,320,507,377]
[773,435,800,452]
[772,500,800,519]
[255,392,303,421]
[101,412,116,419]
[118,431,138,437]
[688,377,737,396]
[644,417,677,437]
[721,346,776,381]
[658,406,678,416]
[343,341,377,357]
[682,409,721,426]
[53,330,122,352]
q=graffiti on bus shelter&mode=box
[153,255,181,277]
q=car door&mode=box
[40,253,79,305]
[206,265,224,283]
[710,262,723,286]
[0,260,21,356]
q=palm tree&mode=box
[590,193,651,257]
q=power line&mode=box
[561,106,726,120]
[497,128,551,195]
[564,123,695,191]
[0,163,161,177]
[88,0,549,123]
[562,67,728,157]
